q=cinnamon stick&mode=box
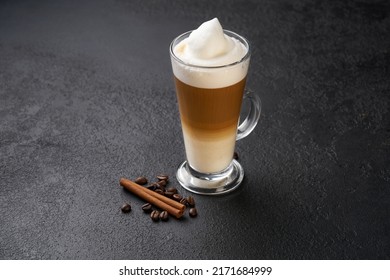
[119,178,185,218]
[140,184,185,211]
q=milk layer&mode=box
[182,124,237,174]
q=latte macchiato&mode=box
[170,18,260,194]
[171,18,249,174]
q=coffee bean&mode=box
[134,176,148,185]
[233,152,239,160]
[155,189,164,195]
[164,190,175,198]
[150,210,160,222]
[159,210,169,221]
[172,193,182,201]
[179,198,188,205]
[156,174,169,182]
[147,184,156,191]
[157,180,167,187]
[152,181,165,190]
[166,187,178,194]
[187,196,195,207]
[156,185,166,193]
[121,202,131,213]
[189,207,198,217]
[142,203,152,213]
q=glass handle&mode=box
[236,91,261,141]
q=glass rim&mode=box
[169,29,251,69]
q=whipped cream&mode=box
[171,18,249,88]
[174,18,247,66]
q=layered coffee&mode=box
[175,77,246,173]
[171,18,249,173]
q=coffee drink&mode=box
[170,18,260,194]
[171,18,249,174]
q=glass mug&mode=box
[169,30,261,195]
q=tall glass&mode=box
[170,30,261,195]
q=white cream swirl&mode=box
[171,18,249,88]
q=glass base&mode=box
[176,160,244,195]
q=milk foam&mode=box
[171,18,249,89]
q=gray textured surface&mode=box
[0,0,389,259]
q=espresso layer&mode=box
[175,77,246,131]
[175,77,246,173]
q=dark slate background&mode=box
[0,0,389,259]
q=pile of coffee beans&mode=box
[121,152,240,220]
[121,174,198,222]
